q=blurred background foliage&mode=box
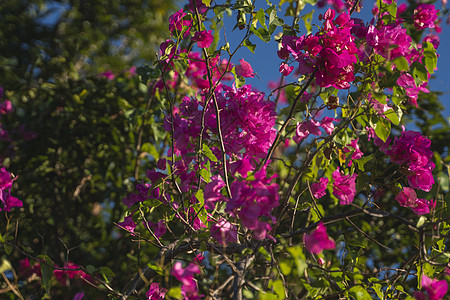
[0,0,175,297]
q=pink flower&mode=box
[320,117,340,135]
[414,275,448,300]
[235,59,255,78]
[279,62,294,76]
[304,222,335,254]
[343,138,363,166]
[0,167,22,212]
[0,100,12,115]
[145,220,166,237]
[73,292,84,300]
[117,215,137,233]
[211,219,238,245]
[146,282,167,300]
[169,9,192,37]
[395,187,433,215]
[311,178,329,199]
[397,73,429,107]
[414,4,439,30]
[293,119,321,143]
[99,70,115,80]
[192,30,214,48]
[332,168,357,205]
[172,261,201,299]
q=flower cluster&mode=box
[146,282,167,300]
[172,261,202,299]
[332,167,358,205]
[304,222,335,254]
[226,167,279,240]
[278,8,358,89]
[294,116,340,143]
[385,130,435,192]
[19,259,93,286]
[395,187,435,215]
[414,4,439,31]
[0,167,22,211]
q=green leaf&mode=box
[168,287,183,299]
[287,246,307,277]
[349,285,372,300]
[202,144,218,162]
[231,67,245,88]
[202,0,211,6]
[302,11,314,34]
[199,168,211,183]
[250,27,271,43]
[372,283,384,299]
[384,108,400,125]
[371,116,391,143]
[393,56,409,72]
[254,8,267,30]
[243,39,256,53]
[269,280,286,300]
[412,62,428,85]
[99,266,116,283]
[195,190,205,207]
[38,256,54,294]
[423,42,437,74]
[259,292,278,300]
[417,216,427,228]
[279,259,292,275]
[0,258,12,273]
[354,154,374,172]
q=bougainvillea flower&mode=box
[414,4,439,30]
[320,117,340,135]
[0,100,12,115]
[0,167,22,212]
[235,59,255,78]
[99,70,115,80]
[172,261,202,299]
[386,130,435,192]
[304,222,336,254]
[192,30,214,48]
[146,282,167,300]
[332,168,357,205]
[395,187,433,215]
[414,274,448,300]
[117,215,137,233]
[169,9,192,37]
[293,119,321,143]
[397,73,429,107]
[211,219,238,245]
[343,138,363,166]
[279,62,294,76]
[311,178,329,199]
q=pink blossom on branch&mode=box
[192,30,214,48]
[304,222,336,254]
[414,275,448,300]
[211,218,238,245]
[146,282,167,300]
[235,59,255,78]
[169,9,192,37]
[311,178,329,199]
[414,4,439,30]
[172,261,202,299]
[0,167,22,212]
[332,167,357,205]
[395,187,434,215]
